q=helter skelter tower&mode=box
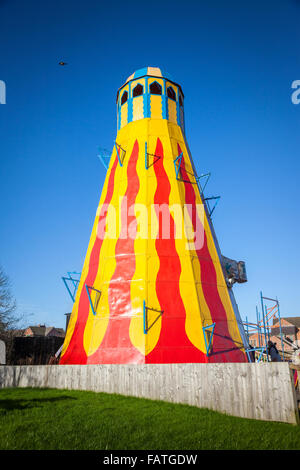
[60,67,249,365]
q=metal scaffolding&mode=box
[243,291,285,362]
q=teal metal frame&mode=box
[114,141,126,167]
[62,272,81,303]
[145,141,161,170]
[202,323,216,356]
[173,152,183,180]
[204,196,221,218]
[260,292,285,361]
[143,300,163,334]
[85,284,102,316]
[243,292,285,362]
[260,291,269,361]
[98,147,111,171]
[245,347,265,363]
[173,152,200,184]
[197,172,211,194]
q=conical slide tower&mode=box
[60,67,248,365]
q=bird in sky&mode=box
[58,61,68,66]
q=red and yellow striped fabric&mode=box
[60,71,247,365]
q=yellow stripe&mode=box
[144,129,161,354]
[121,102,128,128]
[150,95,162,119]
[168,99,177,124]
[128,124,147,354]
[133,96,143,121]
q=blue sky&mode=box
[0,0,299,329]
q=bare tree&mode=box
[0,266,18,333]
[0,266,31,363]
[0,266,30,336]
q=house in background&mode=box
[272,317,300,343]
[10,324,65,365]
[249,316,300,359]
[23,324,65,338]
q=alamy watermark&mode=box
[95,197,205,251]
[0,80,6,104]
[291,80,300,104]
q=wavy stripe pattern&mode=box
[178,143,246,362]
[146,138,207,363]
[87,140,143,363]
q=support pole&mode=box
[173,153,183,180]
[145,141,148,170]
[260,291,269,361]
[114,142,123,167]
[277,298,285,361]
[256,306,261,348]
[265,305,271,343]
[62,277,76,303]
[143,300,147,334]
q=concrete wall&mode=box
[0,363,298,424]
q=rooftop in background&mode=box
[23,325,65,338]
[273,317,300,328]
[249,316,300,355]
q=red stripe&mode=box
[88,140,144,364]
[146,138,207,363]
[178,143,246,362]
[60,155,119,364]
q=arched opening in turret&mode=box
[167,86,176,101]
[133,83,143,97]
[150,81,162,95]
[121,90,128,105]
[179,93,183,107]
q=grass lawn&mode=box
[0,387,299,450]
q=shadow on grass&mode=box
[0,396,77,412]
